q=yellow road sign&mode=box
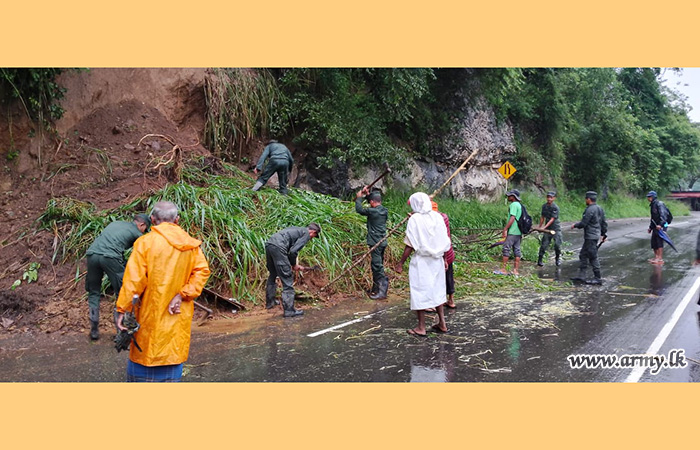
[498,161,516,180]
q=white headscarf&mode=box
[405,192,451,257]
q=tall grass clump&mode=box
[39,196,149,264]
[204,68,280,162]
[39,162,397,303]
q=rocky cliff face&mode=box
[309,94,517,201]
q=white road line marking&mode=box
[307,314,374,337]
[625,274,700,383]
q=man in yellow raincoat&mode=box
[116,201,211,382]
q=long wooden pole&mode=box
[320,148,481,292]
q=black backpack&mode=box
[665,204,673,225]
[517,203,533,234]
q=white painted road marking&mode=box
[307,314,374,337]
[625,274,700,383]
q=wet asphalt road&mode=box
[2,213,700,382]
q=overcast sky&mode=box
[659,67,700,123]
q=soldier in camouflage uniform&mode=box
[252,140,295,195]
[355,186,389,299]
[85,214,150,340]
[265,223,321,317]
[646,190,669,265]
[571,191,607,285]
[537,191,563,267]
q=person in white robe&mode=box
[395,192,452,337]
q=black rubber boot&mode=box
[587,270,603,285]
[537,254,544,267]
[571,269,587,282]
[370,277,388,300]
[265,282,279,309]
[555,251,562,266]
[283,308,304,318]
[89,306,100,340]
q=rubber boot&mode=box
[370,277,388,300]
[555,251,562,266]
[252,181,263,191]
[537,253,544,267]
[265,281,280,309]
[282,291,303,317]
[571,268,587,282]
[587,270,603,285]
[89,306,100,340]
[283,308,304,318]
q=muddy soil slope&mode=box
[0,70,210,336]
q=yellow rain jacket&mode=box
[117,222,211,367]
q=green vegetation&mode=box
[0,68,66,123]
[476,68,700,195]
[204,68,280,162]
[10,262,41,291]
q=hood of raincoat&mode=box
[151,222,202,251]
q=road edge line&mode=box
[624,273,700,383]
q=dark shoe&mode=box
[266,299,280,309]
[555,256,562,266]
[571,269,587,282]
[283,309,304,318]
[369,277,388,300]
[537,256,544,267]
[90,320,99,340]
[586,278,603,285]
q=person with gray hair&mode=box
[151,200,179,223]
[264,223,321,317]
[84,213,151,340]
[116,200,210,382]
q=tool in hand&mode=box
[366,162,391,191]
[114,295,143,353]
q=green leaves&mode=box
[0,68,66,123]
[272,68,435,170]
[10,262,40,290]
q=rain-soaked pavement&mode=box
[2,213,700,382]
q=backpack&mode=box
[517,203,533,234]
[664,204,673,225]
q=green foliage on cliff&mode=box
[269,68,437,169]
[0,68,66,123]
[476,68,700,196]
